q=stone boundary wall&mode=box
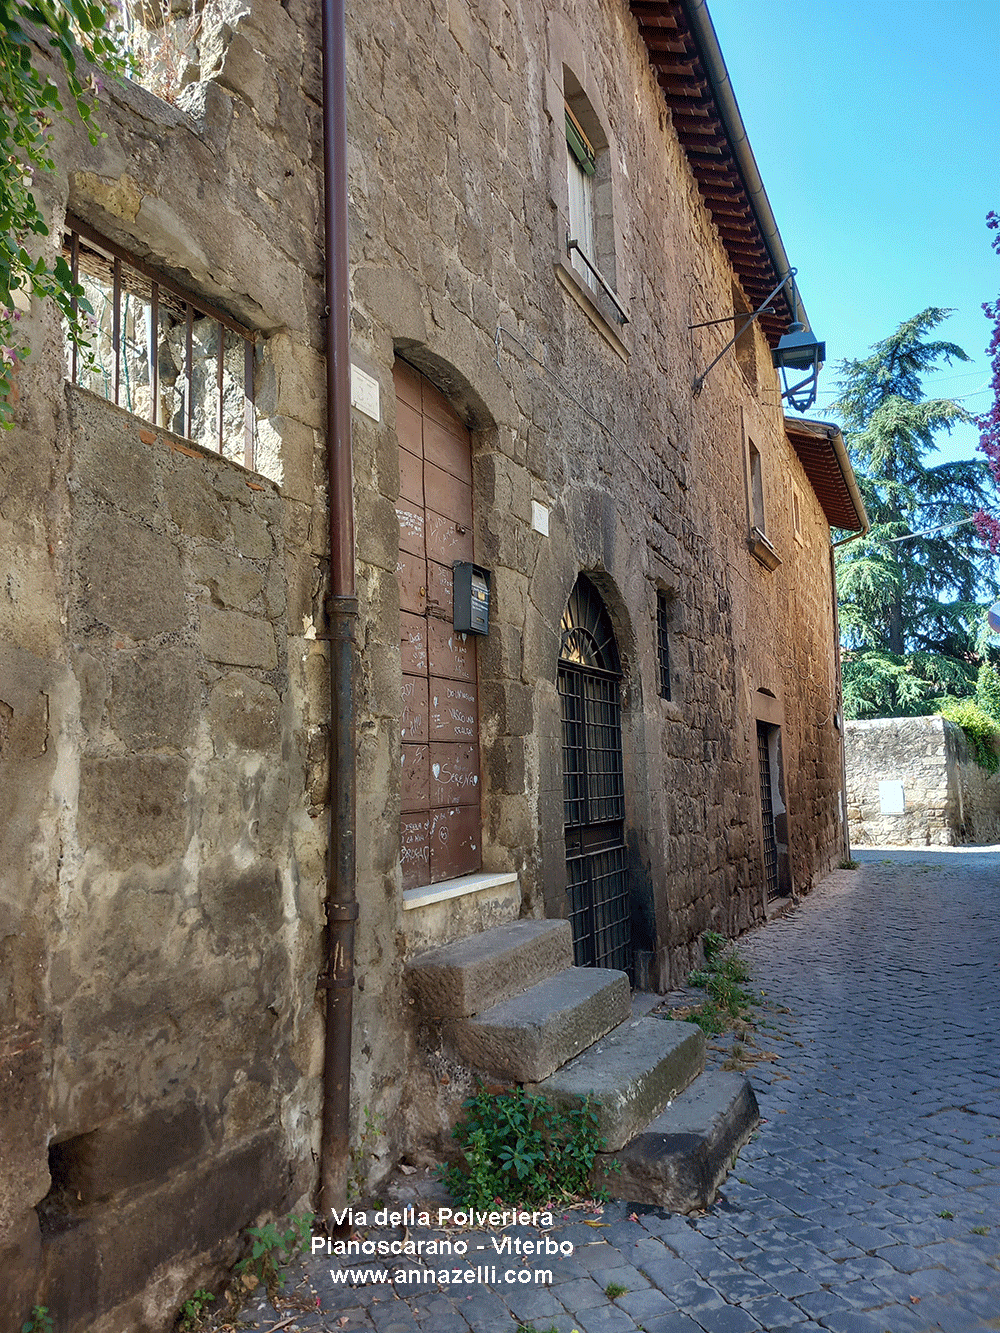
[845,716,1000,846]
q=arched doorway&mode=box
[558,575,632,976]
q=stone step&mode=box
[592,1070,759,1212]
[526,1016,706,1152]
[443,966,631,1083]
[405,919,574,1018]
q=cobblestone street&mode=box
[242,848,1000,1333]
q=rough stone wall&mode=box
[846,716,1000,846]
[0,5,330,1329]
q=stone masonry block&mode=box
[444,966,631,1082]
[164,470,230,542]
[207,672,282,752]
[77,756,188,868]
[199,606,277,669]
[109,646,200,749]
[49,1102,213,1204]
[527,1017,706,1152]
[265,332,324,431]
[40,1131,285,1330]
[406,919,573,1018]
[192,546,266,609]
[75,515,185,640]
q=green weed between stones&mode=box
[176,1289,215,1332]
[21,1309,54,1333]
[444,1085,608,1209]
[681,931,756,1035]
[605,1280,628,1298]
[234,1213,314,1301]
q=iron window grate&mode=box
[63,217,257,469]
[656,591,671,700]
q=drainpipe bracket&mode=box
[317,974,355,990]
[325,902,359,922]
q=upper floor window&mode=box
[745,434,781,570]
[566,102,598,294]
[559,67,627,327]
[748,441,765,535]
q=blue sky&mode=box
[707,0,999,467]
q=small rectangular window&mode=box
[656,591,671,700]
[748,441,765,534]
[566,104,597,293]
[792,485,803,542]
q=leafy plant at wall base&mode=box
[21,1308,54,1333]
[235,1214,314,1300]
[682,935,755,1034]
[444,1086,607,1209]
[176,1288,215,1332]
[1,0,132,427]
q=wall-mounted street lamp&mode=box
[771,273,825,413]
[691,268,825,412]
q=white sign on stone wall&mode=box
[879,780,906,815]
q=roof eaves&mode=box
[629,0,812,348]
[785,417,869,535]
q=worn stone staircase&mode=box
[406,919,759,1212]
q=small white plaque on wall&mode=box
[531,500,549,535]
[351,365,380,422]
[879,780,906,815]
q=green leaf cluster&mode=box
[937,697,1000,774]
[1,0,129,425]
[176,1288,215,1333]
[443,1086,607,1209]
[975,661,1000,722]
[20,1307,54,1333]
[684,936,754,1034]
[834,309,999,717]
[235,1213,314,1300]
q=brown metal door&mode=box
[394,361,481,888]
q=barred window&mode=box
[656,591,671,701]
[63,217,258,469]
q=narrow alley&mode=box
[238,849,1000,1333]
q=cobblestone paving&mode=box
[238,848,1000,1333]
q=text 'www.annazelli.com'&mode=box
[328,1265,554,1286]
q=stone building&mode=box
[0,0,865,1328]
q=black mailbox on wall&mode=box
[453,562,491,635]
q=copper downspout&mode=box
[319,0,358,1221]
